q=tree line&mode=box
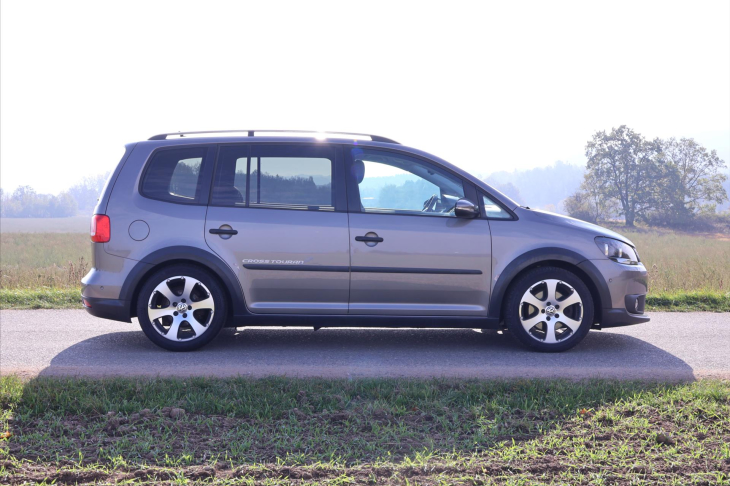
[1,173,108,218]
[565,126,728,227]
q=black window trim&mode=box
[207,142,347,213]
[138,144,216,206]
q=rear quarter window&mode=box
[140,147,208,204]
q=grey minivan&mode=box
[82,130,649,352]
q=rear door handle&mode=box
[355,235,384,243]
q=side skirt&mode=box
[230,314,501,329]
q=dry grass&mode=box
[0,233,89,289]
[619,229,729,293]
[0,216,89,233]
[1,228,728,311]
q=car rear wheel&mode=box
[136,264,227,351]
[504,266,594,352]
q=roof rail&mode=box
[148,130,399,144]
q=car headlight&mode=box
[595,237,640,265]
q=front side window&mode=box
[210,145,334,210]
[351,148,464,217]
[482,193,512,219]
[141,148,206,203]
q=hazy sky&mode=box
[2,0,729,195]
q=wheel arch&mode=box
[489,248,610,323]
[120,246,246,320]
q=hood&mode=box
[521,208,636,247]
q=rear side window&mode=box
[250,157,332,208]
[141,148,207,203]
[211,145,335,210]
[210,146,249,206]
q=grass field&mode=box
[1,227,728,311]
[0,216,89,233]
[1,376,728,484]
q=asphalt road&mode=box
[0,310,728,380]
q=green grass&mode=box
[1,376,729,484]
[0,288,81,309]
[647,291,730,312]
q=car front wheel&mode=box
[504,266,594,352]
[136,264,228,351]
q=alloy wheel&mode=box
[147,276,215,341]
[519,279,583,343]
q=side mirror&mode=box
[454,198,479,219]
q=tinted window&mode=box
[211,146,334,210]
[210,146,248,206]
[141,148,206,203]
[250,157,332,208]
[352,148,464,217]
[482,194,512,219]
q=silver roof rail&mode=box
[148,130,399,144]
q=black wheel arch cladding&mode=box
[489,247,610,322]
[120,246,245,318]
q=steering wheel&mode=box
[422,194,438,212]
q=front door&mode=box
[205,143,350,314]
[346,147,492,316]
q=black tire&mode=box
[136,264,228,351]
[504,266,594,352]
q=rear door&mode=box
[346,147,492,316]
[204,143,350,314]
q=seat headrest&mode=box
[352,159,365,184]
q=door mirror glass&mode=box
[454,198,479,218]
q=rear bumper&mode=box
[82,296,131,323]
[598,307,650,328]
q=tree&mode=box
[584,126,663,226]
[652,138,728,223]
[563,170,619,223]
[1,186,77,217]
[67,173,110,212]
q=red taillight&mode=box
[90,214,110,243]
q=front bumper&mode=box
[598,307,650,328]
[587,259,650,328]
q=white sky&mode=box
[1,0,729,195]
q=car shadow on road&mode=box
[38,327,696,380]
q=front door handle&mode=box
[209,225,238,239]
[355,234,383,243]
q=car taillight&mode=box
[90,214,110,243]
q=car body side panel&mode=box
[488,208,648,322]
[205,207,350,314]
[584,259,648,309]
[102,145,212,262]
[82,244,145,301]
[348,213,492,316]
